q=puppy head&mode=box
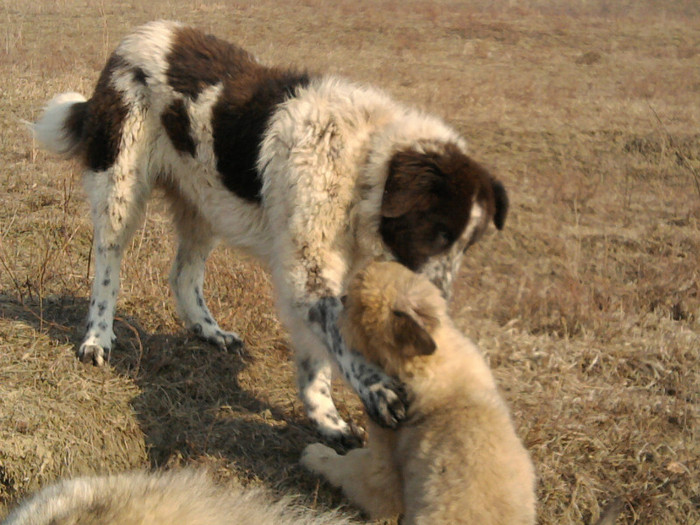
[342,261,446,377]
[379,143,508,295]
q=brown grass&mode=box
[0,1,698,524]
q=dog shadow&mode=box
[0,294,337,499]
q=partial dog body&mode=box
[1,469,353,525]
[33,21,508,442]
[302,262,536,524]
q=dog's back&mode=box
[1,470,351,525]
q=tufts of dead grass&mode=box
[455,313,699,524]
[0,298,147,505]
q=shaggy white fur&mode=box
[32,92,87,156]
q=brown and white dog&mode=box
[33,21,508,444]
[301,262,536,524]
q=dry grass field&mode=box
[1,1,698,523]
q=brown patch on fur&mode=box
[132,67,148,86]
[166,26,311,202]
[63,100,88,151]
[491,177,508,230]
[211,69,311,202]
[379,144,507,271]
[161,99,196,157]
[166,26,257,99]
[81,53,129,172]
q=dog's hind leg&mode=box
[80,164,151,366]
[168,195,243,352]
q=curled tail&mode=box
[32,92,88,157]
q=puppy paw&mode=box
[301,443,337,473]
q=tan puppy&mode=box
[301,261,536,524]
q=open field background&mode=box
[1,1,698,523]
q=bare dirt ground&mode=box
[0,1,698,523]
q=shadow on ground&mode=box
[0,294,341,500]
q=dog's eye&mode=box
[340,295,348,306]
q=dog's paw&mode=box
[191,324,245,355]
[301,443,337,473]
[213,329,245,354]
[329,421,366,451]
[77,343,109,367]
[362,377,408,429]
[316,423,365,452]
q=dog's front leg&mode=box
[308,297,408,430]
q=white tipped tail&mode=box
[32,92,87,157]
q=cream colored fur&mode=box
[301,261,536,524]
[1,469,353,525]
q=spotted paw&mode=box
[77,343,109,367]
[214,330,245,354]
[191,324,245,355]
[363,377,408,429]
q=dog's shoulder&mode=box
[260,76,402,160]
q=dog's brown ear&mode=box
[392,309,436,357]
[381,151,439,219]
[381,179,432,219]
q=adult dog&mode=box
[33,20,508,443]
[302,262,535,524]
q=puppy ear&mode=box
[491,178,508,230]
[392,309,436,356]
